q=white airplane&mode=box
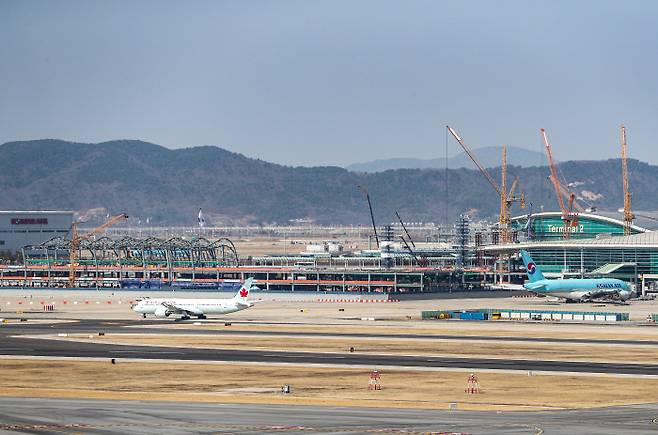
[131,278,259,320]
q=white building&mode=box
[0,211,73,253]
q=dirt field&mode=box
[2,358,658,411]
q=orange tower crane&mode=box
[540,128,578,239]
[557,183,584,212]
[68,213,129,287]
[446,126,525,244]
[620,124,634,235]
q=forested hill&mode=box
[0,139,655,225]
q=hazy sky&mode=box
[1,0,656,167]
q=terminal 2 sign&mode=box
[547,224,584,234]
[11,218,48,225]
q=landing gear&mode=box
[175,315,191,322]
[197,315,207,320]
[142,313,147,318]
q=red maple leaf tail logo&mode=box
[239,287,248,298]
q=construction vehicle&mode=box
[68,213,129,287]
[446,126,525,244]
[395,210,429,266]
[358,186,380,249]
[395,210,416,249]
[620,124,635,235]
[540,128,578,239]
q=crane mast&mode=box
[395,210,416,248]
[507,176,526,209]
[446,126,500,194]
[446,126,524,244]
[359,186,379,249]
[621,124,634,235]
[68,213,128,287]
[499,146,509,243]
[558,183,584,212]
[541,128,577,239]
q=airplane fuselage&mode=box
[523,278,633,301]
[132,298,250,317]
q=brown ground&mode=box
[2,358,658,411]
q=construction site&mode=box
[2,126,658,435]
[0,127,652,294]
[0,126,655,295]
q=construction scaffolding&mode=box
[23,236,240,270]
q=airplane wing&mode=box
[524,282,547,291]
[235,298,265,309]
[161,301,204,316]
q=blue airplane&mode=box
[520,250,634,302]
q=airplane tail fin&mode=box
[519,250,545,282]
[233,278,254,301]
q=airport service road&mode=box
[5,318,658,347]
[3,320,658,376]
[0,397,657,435]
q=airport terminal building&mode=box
[510,212,648,241]
[0,211,73,253]
[485,231,658,293]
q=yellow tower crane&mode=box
[68,213,128,287]
[620,124,634,235]
[446,126,525,244]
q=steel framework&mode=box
[23,236,239,270]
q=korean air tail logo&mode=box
[527,262,537,275]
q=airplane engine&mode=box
[154,305,171,318]
[618,289,634,301]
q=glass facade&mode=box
[511,214,642,241]
[520,247,658,277]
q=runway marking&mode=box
[109,350,185,355]
[0,422,466,434]
[29,332,658,367]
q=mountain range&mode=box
[0,139,654,226]
[345,146,547,172]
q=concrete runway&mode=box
[6,318,658,345]
[3,320,658,433]
[2,319,658,375]
[0,397,657,434]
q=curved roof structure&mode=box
[511,211,648,233]
[509,211,648,242]
[484,228,658,252]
